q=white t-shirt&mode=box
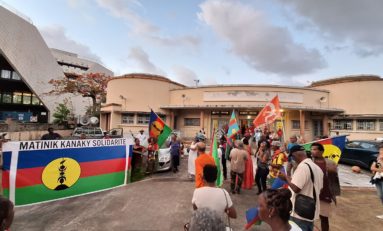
[290,158,323,222]
[289,220,302,231]
[188,142,198,175]
[192,187,233,218]
[136,133,147,144]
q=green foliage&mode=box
[53,102,71,126]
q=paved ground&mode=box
[11,156,383,231]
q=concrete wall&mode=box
[3,129,72,141]
[313,80,383,140]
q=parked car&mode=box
[155,131,183,171]
[340,140,382,169]
[72,127,123,139]
[157,147,172,171]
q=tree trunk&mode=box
[91,96,97,116]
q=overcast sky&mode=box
[2,0,382,86]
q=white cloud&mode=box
[128,47,166,75]
[277,0,383,56]
[96,0,200,47]
[198,0,326,76]
[172,66,199,87]
[40,25,102,62]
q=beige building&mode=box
[99,73,383,142]
[310,75,383,140]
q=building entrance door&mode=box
[211,118,228,138]
[313,120,323,138]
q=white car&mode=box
[157,147,172,171]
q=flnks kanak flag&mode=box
[149,110,172,147]
[302,135,347,164]
[2,139,129,206]
[227,110,239,138]
[253,95,281,128]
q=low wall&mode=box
[3,130,72,141]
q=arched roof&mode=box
[112,73,185,87]
[309,75,382,87]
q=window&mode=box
[13,92,22,104]
[122,113,134,124]
[159,115,166,122]
[1,70,11,79]
[356,119,375,131]
[184,118,200,126]
[379,120,383,131]
[346,141,360,148]
[2,92,12,103]
[31,95,40,105]
[12,71,21,80]
[359,142,377,150]
[333,119,353,130]
[23,93,31,104]
[137,113,150,124]
[292,120,300,129]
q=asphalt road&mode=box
[11,156,383,231]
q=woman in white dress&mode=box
[188,137,199,179]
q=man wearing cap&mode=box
[279,145,323,231]
[136,129,147,145]
[287,135,299,176]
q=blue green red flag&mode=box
[2,139,129,206]
[227,110,239,138]
[149,110,172,148]
[302,135,347,164]
[245,207,262,229]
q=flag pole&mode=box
[280,110,287,145]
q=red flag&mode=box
[253,96,281,128]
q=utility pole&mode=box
[194,79,200,87]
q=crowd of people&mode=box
[185,126,346,231]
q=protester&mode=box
[0,196,14,231]
[146,137,158,176]
[370,144,383,219]
[187,136,199,180]
[192,165,237,220]
[287,135,299,176]
[187,207,226,231]
[277,128,283,142]
[41,127,62,140]
[255,140,271,195]
[136,129,147,145]
[242,138,254,190]
[269,141,287,185]
[278,145,323,231]
[311,142,339,231]
[258,188,302,231]
[132,138,146,179]
[219,138,228,180]
[194,142,215,188]
[169,134,181,173]
[229,140,248,194]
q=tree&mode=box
[53,100,71,127]
[48,73,111,116]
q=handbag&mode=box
[294,163,316,220]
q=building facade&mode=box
[0,5,112,123]
[101,73,369,142]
